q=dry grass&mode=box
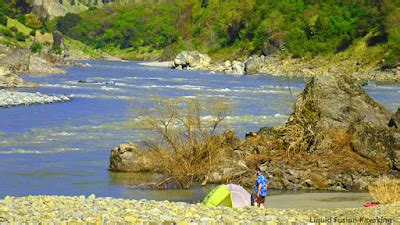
[369,176,400,204]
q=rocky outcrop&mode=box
[171,51,400,82]
[0,45,69,75]
[243,75,399,190]
[173,51,212,70]
[109,144,154,172]
[172,51,247,75]
[280,75,399,169]
[228,61,245,75]
[244,55,265,74]
[0,67,37,88]
[29,0,94,19]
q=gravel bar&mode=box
[0,90,70,107]
[0,195,398,224]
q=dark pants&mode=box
[251,194,266,207]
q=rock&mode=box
[29,55,68,75]
[0,67,37,88]
[389,108,400,128]
[99,53,123,62]
[226,61,244,75]
[0,47,31,73]
[109,144,153,172]
[281,75,399,169]
[53,31,65,49]
[173,51,212,70]
[244,55,265,74]
[29,0,92,19]
[0,46,69,75]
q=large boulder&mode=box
[280,75,399,170]
[244,55,265,74]
[109,144,153,172]
[227,60,245,75]
[173,51,212,70]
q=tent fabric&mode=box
[202,184,251,208]
[226,184,252,207]
[202,184,232,207]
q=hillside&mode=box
[51,0,400,72]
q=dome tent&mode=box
[202,184,251,208]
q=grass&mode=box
[103,46,163,61]
[64,37,102,58]
[369,176,400,204]
[6,17,32,36]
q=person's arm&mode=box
[257,184,261,197]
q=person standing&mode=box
[253,167,268,207]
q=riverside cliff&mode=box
[110,74,399,191]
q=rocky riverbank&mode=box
[171,51,400,82]
[0,195,397,223]
[0,89,70,107]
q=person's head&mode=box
[255,167,262,175]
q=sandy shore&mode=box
[0,195,397,223]
[266,192,371,209]
[139,61,173,67]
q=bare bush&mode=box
[369,176,400,204]
[132,96,234,188]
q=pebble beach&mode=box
[0,195,398,224]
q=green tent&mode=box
[202,184,233,207]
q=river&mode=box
[0,61,399,204]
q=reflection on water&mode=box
[0,61,399,200]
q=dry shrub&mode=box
[318,127,389,173]
[133,96,234,188]
[328,127,352,148]
[369,176,400,204]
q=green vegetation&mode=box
[15,31,27,41]
[24,13,42,30]
[30,42,42,53]
[51,0,399,68]
[7,17,32,35]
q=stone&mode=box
[109,144,153,172]
[244,55,265,74]
[173,51,211,70]
[228,61,245,75]
[281,75,399,169]
[53,31,65,49]
[0,45,69,75]
[29,55,68,75]
[0,67,37,88]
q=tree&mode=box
[24,13,42,29]
[56,13,81,34]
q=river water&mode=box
[0,61,399,203]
